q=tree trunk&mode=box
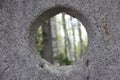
[71,18,77,61]
[42,20,53,63]
[50,17,58,64]
[62,13,68,57]
[77,22,83,57]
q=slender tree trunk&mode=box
[71,18,77,61]
[77,22,83,57]
[67,30,72,60]
[62,13,68,57]
[42,20,53,63]
[50,17,58,64]
[62,13,72,60]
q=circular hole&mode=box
[35,12,88,66]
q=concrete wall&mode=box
[0,0,120,80]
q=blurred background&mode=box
[35,12,88,66]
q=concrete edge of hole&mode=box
[29,5,91,79]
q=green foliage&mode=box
[57,53,73,65]
[35,27,44,57]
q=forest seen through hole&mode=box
[35,12,88,66]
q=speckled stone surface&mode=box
[0,0,120,80]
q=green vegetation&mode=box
[35,27,44,57]
[57,53,73,65]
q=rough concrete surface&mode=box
[0,0,120,80]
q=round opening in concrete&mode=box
[35,12,88,66]
[29,7,90,67]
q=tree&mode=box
[62,13,68,57]
[50,17,58,64]
[78,21,83,57]
[42,20,53,63]
[70,17,77,61]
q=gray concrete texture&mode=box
[0,0,120,80]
